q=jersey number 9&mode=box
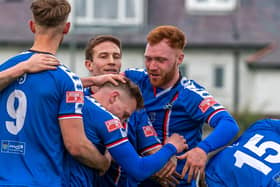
[5,90,27,135]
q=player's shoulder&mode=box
[84,96,118,121]
[56,64,79,79]
[128,109,149,127]
[49,64,82,88]
[177,77,211,99]
[125,68,147,74]
[124,68,148,79]
[130,108,147,118]
[0,51,32,70]
[245,118,280,136]
[83,87,92,96]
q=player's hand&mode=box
[22,53,59,73]
[98,149,112,176]
[166,133,188,153]
[177,147,207,183]
[153,156,180,186]
[155,155,177,178]
[157,177,177,187]
[81,74,126,88]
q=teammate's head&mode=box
[30,0,71,36]
[31,0,71,27]
[144,25,186,89]
[85,35,122,76]
[94,77,143,123]
[146,25,186,51]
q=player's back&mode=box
[206,119,280,187]
[65,96,125,187]
[0,51,83,187]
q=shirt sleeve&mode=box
[197,110,239,153]
[109,141,176,182]
[55,65,84,120]
[123,68,147,85]
[94,113,129,149]
[131,110,161,155]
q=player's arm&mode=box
[60,118,111,174]
[178,111,239,183]
[80,74,126,88]
[0,53,59,91]
[140,127,180,186]
[131,109,180,186]
[108,133,187,182]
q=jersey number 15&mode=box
[234,134,280,175]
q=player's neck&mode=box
[31,35,61,55]
[92,91,107,107]
[90,86,99,94]
[161,72,181,90]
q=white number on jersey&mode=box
[6,90,27,135]
[234,134,280,175]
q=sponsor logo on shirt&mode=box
[199,97,217,113]
[105,119,122,132]
[66,91,84,103]
[143,126,158,137]
[1,140,25,154]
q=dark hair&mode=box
[147,25,187,50]
[103,77,144,110]
[31,0,71,27]
[85,35,122,61]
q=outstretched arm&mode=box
[80,74,126,88]
[0,54,59,91]
[144,145,181,186]
[109,133,187,182]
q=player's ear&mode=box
[63,22,71,34]
[109,91,120,104]
[29,20,36,33]
[85,59,94,72]
[177,51,184,66]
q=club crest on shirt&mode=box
[143,126,158,137]
[105,119,122,132]
[17,74,27,84]
[273,171,280,184]
[199,97,217,113]
[148,112,156,123]
[120,127,128,137]
[66,91,84,103]
[163,103,173,110]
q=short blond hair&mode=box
[31,0,71,27]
